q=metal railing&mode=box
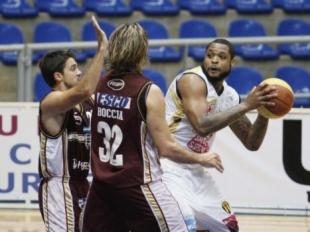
[1,35,310,101]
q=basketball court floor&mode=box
[0,209,309,232]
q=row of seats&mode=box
[34,68,168,101]
[34,66,310,107]
[226,66,310,107]
[0,0,310,18]
[1,18,310,65]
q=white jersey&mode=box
[165,65,239,157]
[162,66,240,232]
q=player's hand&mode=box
[244,83,277,110]
[91,15,108,52]
[199,152,224,173]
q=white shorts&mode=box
[161,159,239,232]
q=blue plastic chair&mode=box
[178,0,226,15]
[81,20,116,57]
[33,73,52,102]
[33,22,87,63]
[275,66,310,107]
[179,19,217,61]
[228,19,279,60]
[0,0,38,18]
[0,23,24,65]
[277,19,310,59]
[226,0,273,13]
[138,20,182,62]
[143,69,168,94]
[226,66,263,95]
[35,0,85,16]
[132,0,179,15]
[84,0,132,16]
[272,0,310,13]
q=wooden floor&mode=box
[0,209,309,232]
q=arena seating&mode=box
[226,0,273,14]
[143,68,168,94]
[179,19,217,61]
[138,19,182,62]
[228,19,279,60]
[131,0,179,16]
[226,66,263,95]
[81,20,116,57]
[0,23,24,65]
[275,66,310,107]
[0,0,38,18]
[33,72,51,101]
[35,0,85,17]
[277,19,310,59]
[83,0,132,16]
[178,0,226,15]
[32,21,88,63]
[273,0,310,13]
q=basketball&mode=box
[257,77,294,119]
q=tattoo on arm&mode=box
[230,115,268,150]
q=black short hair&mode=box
[206,38,235,59]
[38,50,76,87]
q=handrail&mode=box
[1,36,310,101]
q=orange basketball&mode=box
[257,77,294,119]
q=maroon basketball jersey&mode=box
[39,98,93,180]
[91,73,163,188]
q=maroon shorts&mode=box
[81,178,188,232]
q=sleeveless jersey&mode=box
[91,73,162,188]
[39,98,93,180]
[165,65,240,157]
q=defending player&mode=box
[38,16,107,232]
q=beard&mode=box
[206,66,232,84]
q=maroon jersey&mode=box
[91,73,163,188]
[39,98,93,180]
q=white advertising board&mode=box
[0,103,309,215]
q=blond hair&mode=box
[105,23,148,74]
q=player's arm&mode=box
[229,114,269,151]
[145,84,224,172]
[179,74,276,137]
[41,16,107,116]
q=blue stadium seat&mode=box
[273,0,310,13]
[131,0,179,16]
[226,66,263,95]
[143,69,168,94]
[178,0,226,15]
[138,20,182,62]
[81,20,116,58]
[179,19,217,62]
[34,73,51,102]
[0,0,38,18]
[33,22,87,63]
[275,66,310,107]
[84,0,132,16]
[226,0,273,13]
[35,0,85,17]
[228,19,279,60]
[277,19,310,59]
[0,23,24,65]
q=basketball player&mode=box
[80,23,224,232]
[38,16,107,232]
[161,38,277,232]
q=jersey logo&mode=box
[97,93,131,109]
[107,79,125,91]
